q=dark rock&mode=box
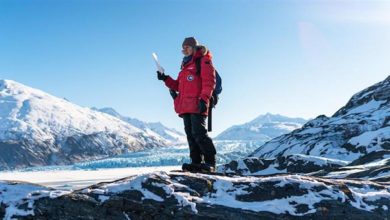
[218,154,347,176]
[0,202,6,219]
[235,181,309,202]
[170,174,215,196]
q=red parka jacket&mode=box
[164,46,216,116]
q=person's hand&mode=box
[157,71,168,81]
[198,99,208,113]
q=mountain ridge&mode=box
[219,75,390,179]
[0,79,171,170]
[93,107,186,143]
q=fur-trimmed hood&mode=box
[196,45,208,56]
[194,45,212,59]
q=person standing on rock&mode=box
[157,37,217,172]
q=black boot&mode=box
[182,163,201,172]
[199,163,216,173]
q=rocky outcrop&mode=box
[318,154,390,182]
[218,154,348,175]
[1,171,390,220]
[0,203,6,219]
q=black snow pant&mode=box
[182,113,216,165]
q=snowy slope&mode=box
[216,113,307,141]
[217,76,390,180]
[250,76,390,162]
[0,79,169,170]
[93,107,186,144]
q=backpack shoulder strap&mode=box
[195,57,202,75]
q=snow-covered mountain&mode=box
[0,79,170,170]
[93,107,186,144]
[250,76,390,162]
[219,75,390,180]
[216,113,307,141]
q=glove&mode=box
[198,99,208,114]
[157,71,168,81]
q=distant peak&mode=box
[0,79,33,89]
[249,113,307,125]
[256,113,294,120]
[95,107,122,117]
[257,113,277,119]
[100,107,118,113]
[269,112,280,115]
[0,79,18,90]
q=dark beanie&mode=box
[182,37,198,48]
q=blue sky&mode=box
[1,0,389,136]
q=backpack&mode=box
[195,58,222,108]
